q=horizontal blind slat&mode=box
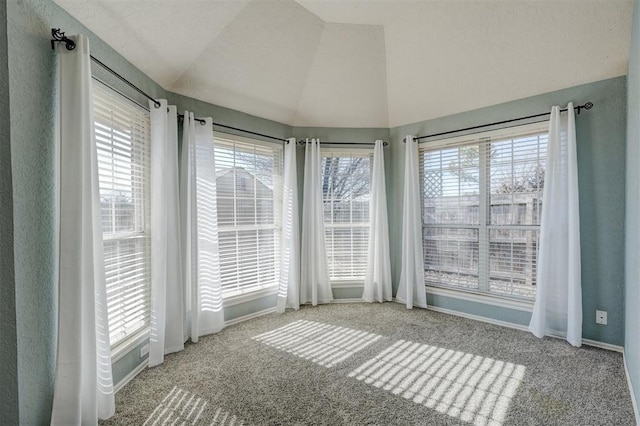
[321,152,372,281]
[94,80,151,348]
[209,134,283,294]
[420,126,547,300]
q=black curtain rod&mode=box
[406,102,594,142]
[213,122,289,143]
[177,114,288,143]
[177,113,207,125]
[52,29,289,144]
[51,29,162,108]
[91,76,150,112]
[297,140,388,147]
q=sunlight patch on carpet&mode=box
[252,319,382,367]
[143,386,243,426]
[348,340,525,426]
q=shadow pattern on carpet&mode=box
[102,303,636,425]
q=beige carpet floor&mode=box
[102,303,636,425]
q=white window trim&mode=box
[418,121,550,150]
[212,131,284,299]
[110,327,150,363]
[331,280,365,288]
[321,147,373,283]
[420,121,549,303]
[94,80,152,352]
[222,285,279,307]
[214,131,284,149]
[320,147,374,156]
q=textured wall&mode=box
[389,77,627,346]
[7,2,59,422]
[0,0,19,423]
[6,0,166,423]
[625,0,640,417]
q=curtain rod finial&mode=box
[51,28,75,51]
[575,102,593,115]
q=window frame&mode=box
[212,131,284,301]
[93,80,152,354]
[320,147,374,285]
[418,121,549,302]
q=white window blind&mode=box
[321,150,372,281]
[93,81,151,348]
[212,134,283,295]
[420,123,548,300]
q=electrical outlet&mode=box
[596,310,607,325]
[140,343,150,358]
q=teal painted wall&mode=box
[389,76,627,346]
[291,127,390,142]
[3,0,633,421]
[6,0,167,422]
[625,0,640,416]
[224,294,278,322]
[112,340,149,387]
[0,0,19,423]
[332,287,365,299]
[427,294,532,327]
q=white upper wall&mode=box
[56,0,632,128]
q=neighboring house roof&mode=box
[215,167,273,196]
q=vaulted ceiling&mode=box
[56,0,632,128]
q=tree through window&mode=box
[321,150,372,281]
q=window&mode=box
[93,81,151,348]
[321,150,372,281]
[213,134,283,296]
[420,122,548,300]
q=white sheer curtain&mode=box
[301,138,333,305]
[529,103,582,347]
[181,113,225,342]
[149,101,183,367]
[396,136,427,309]
[277,138,300,312]
[51,34,115,424]
[363,140,392,303]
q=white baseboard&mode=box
[624,352,640,424]
[427,305,624,352]
[578,338,623,353]
[329,298,365,304]
[114,359,148,393]
[427,305,529,332]
[224,307,277,327]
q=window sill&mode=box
[426,286,534,312]
[331,281,364,288]
[111,328,150,363]
[223,285,279,307]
